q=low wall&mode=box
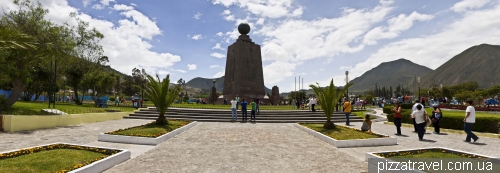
[0,115,3,131]
[2,112,129,132]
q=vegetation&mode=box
[106,120,189,138]
[309,79,352,129]
[301,123,383,140]
[143,74,182,125]
[5,101,136,115]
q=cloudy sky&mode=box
[2,0,500,92]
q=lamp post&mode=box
[212,79,216,105]
[141,69,146,108]
[345,71,349,98]
[417,77,421,100]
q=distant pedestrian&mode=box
[236,96,240,110]
[392,103,402,136]
[411,104,428,141]
[412,100,424,132]
[337,98,341,112]
[296,99,300,109]
[255,97,260,114]
[463,100,479,143]
[310,97,317,112]
[115,95,120,106]
[241,99,248,121]
[291,99,296,109]
[230,98,237,121]
[431,104,442,134]
[343,99,352,126]
[251,99,257,121]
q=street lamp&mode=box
[212,79,216,105]
[417,77,420,100]
[141,68,146,108]
[345,71,349,99]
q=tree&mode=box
[143,74,182,125]
[81,70,117,107]
[0,27,37,50]
[310,79,353,129]
[0,0,74,109]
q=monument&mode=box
[222,23,265,100]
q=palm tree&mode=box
[143,74,182,125]
[309,79,353,129]
[0,27,37,50]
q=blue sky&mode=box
[3,0,500,92]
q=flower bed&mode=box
[98,121,197,145]
[366,147,500,173]
[0,143,130,173]
[294,123,397,148]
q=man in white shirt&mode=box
[463,100,479,142]
[412,100,426,132]
[231,98,237,121]
[310,97,317,112]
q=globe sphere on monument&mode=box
[238,23,250,35]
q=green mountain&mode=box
[420,44,500,88]
[186,76,272,94]
[348,58,433,92]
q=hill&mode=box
[421,44,500,88]
[348,59,432,92]
[186,76,272,94]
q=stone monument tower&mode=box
[223,23,265,100]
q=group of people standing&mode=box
[230,97,260,121]
[391,100,479,143]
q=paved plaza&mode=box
[0,108,499,172]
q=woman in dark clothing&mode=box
[392,103,402,135]
[431,105,442,134]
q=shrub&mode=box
[386,111,500,133]
[109,97,115,102]
[0,95,7,112]
[401,104,413,109]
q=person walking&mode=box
[431,105,442,134]
[310,97,317,112]
[115,95,120,106]
[251,99,257,121]
[412,100,423,132]
[241,99,248,121]
[392,103,403,136]
[411,104,428,141]
[296,98,300,109]
[291,98,296,109]
[236,96,240,110]
[230,98,237,121]
[464,100,479,143]
[343,99,352,126]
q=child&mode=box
[361,114,372,132]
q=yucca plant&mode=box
[0,27,38,50]
[143,74,182,125]
[309,79,353,129]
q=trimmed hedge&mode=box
[383,104,413,114]
[386,110,500,133]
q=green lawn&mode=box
[0,149,107,173]
[6,101,137,115]
[424,107,499,118]
[301,123,383,140]
[389,151,464,159]
[106,120,189,138]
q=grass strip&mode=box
[106,120,190,138]
[7,101,137,115]
[301,123,384,140]
[0,149,107,173]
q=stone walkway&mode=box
[105,122,366,173]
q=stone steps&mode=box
[126,107,363,123]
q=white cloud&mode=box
[83,0,95,7]
[171,69,187,73]
[363,11,434,45]
[256,0,394,83]
[212,43,225,50]
[130,3,136,6]
[224,15,236,21]
[339,66,352,70]
[210,52,226,58]
[345,0,500,84]
[209,65,221,68]
[193,12,202,19]
[289,6,303,17]
[213,70,225,78]
[212,0,301,18]
[189,34,203,40]
[256,18,265,25]
[451,0,491,12]
[222,9,231,15]
[0,1,183,79]
[90,0,116,10]
[216,32,224,36]
[92,4,104,10]
[187,64,197,70]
